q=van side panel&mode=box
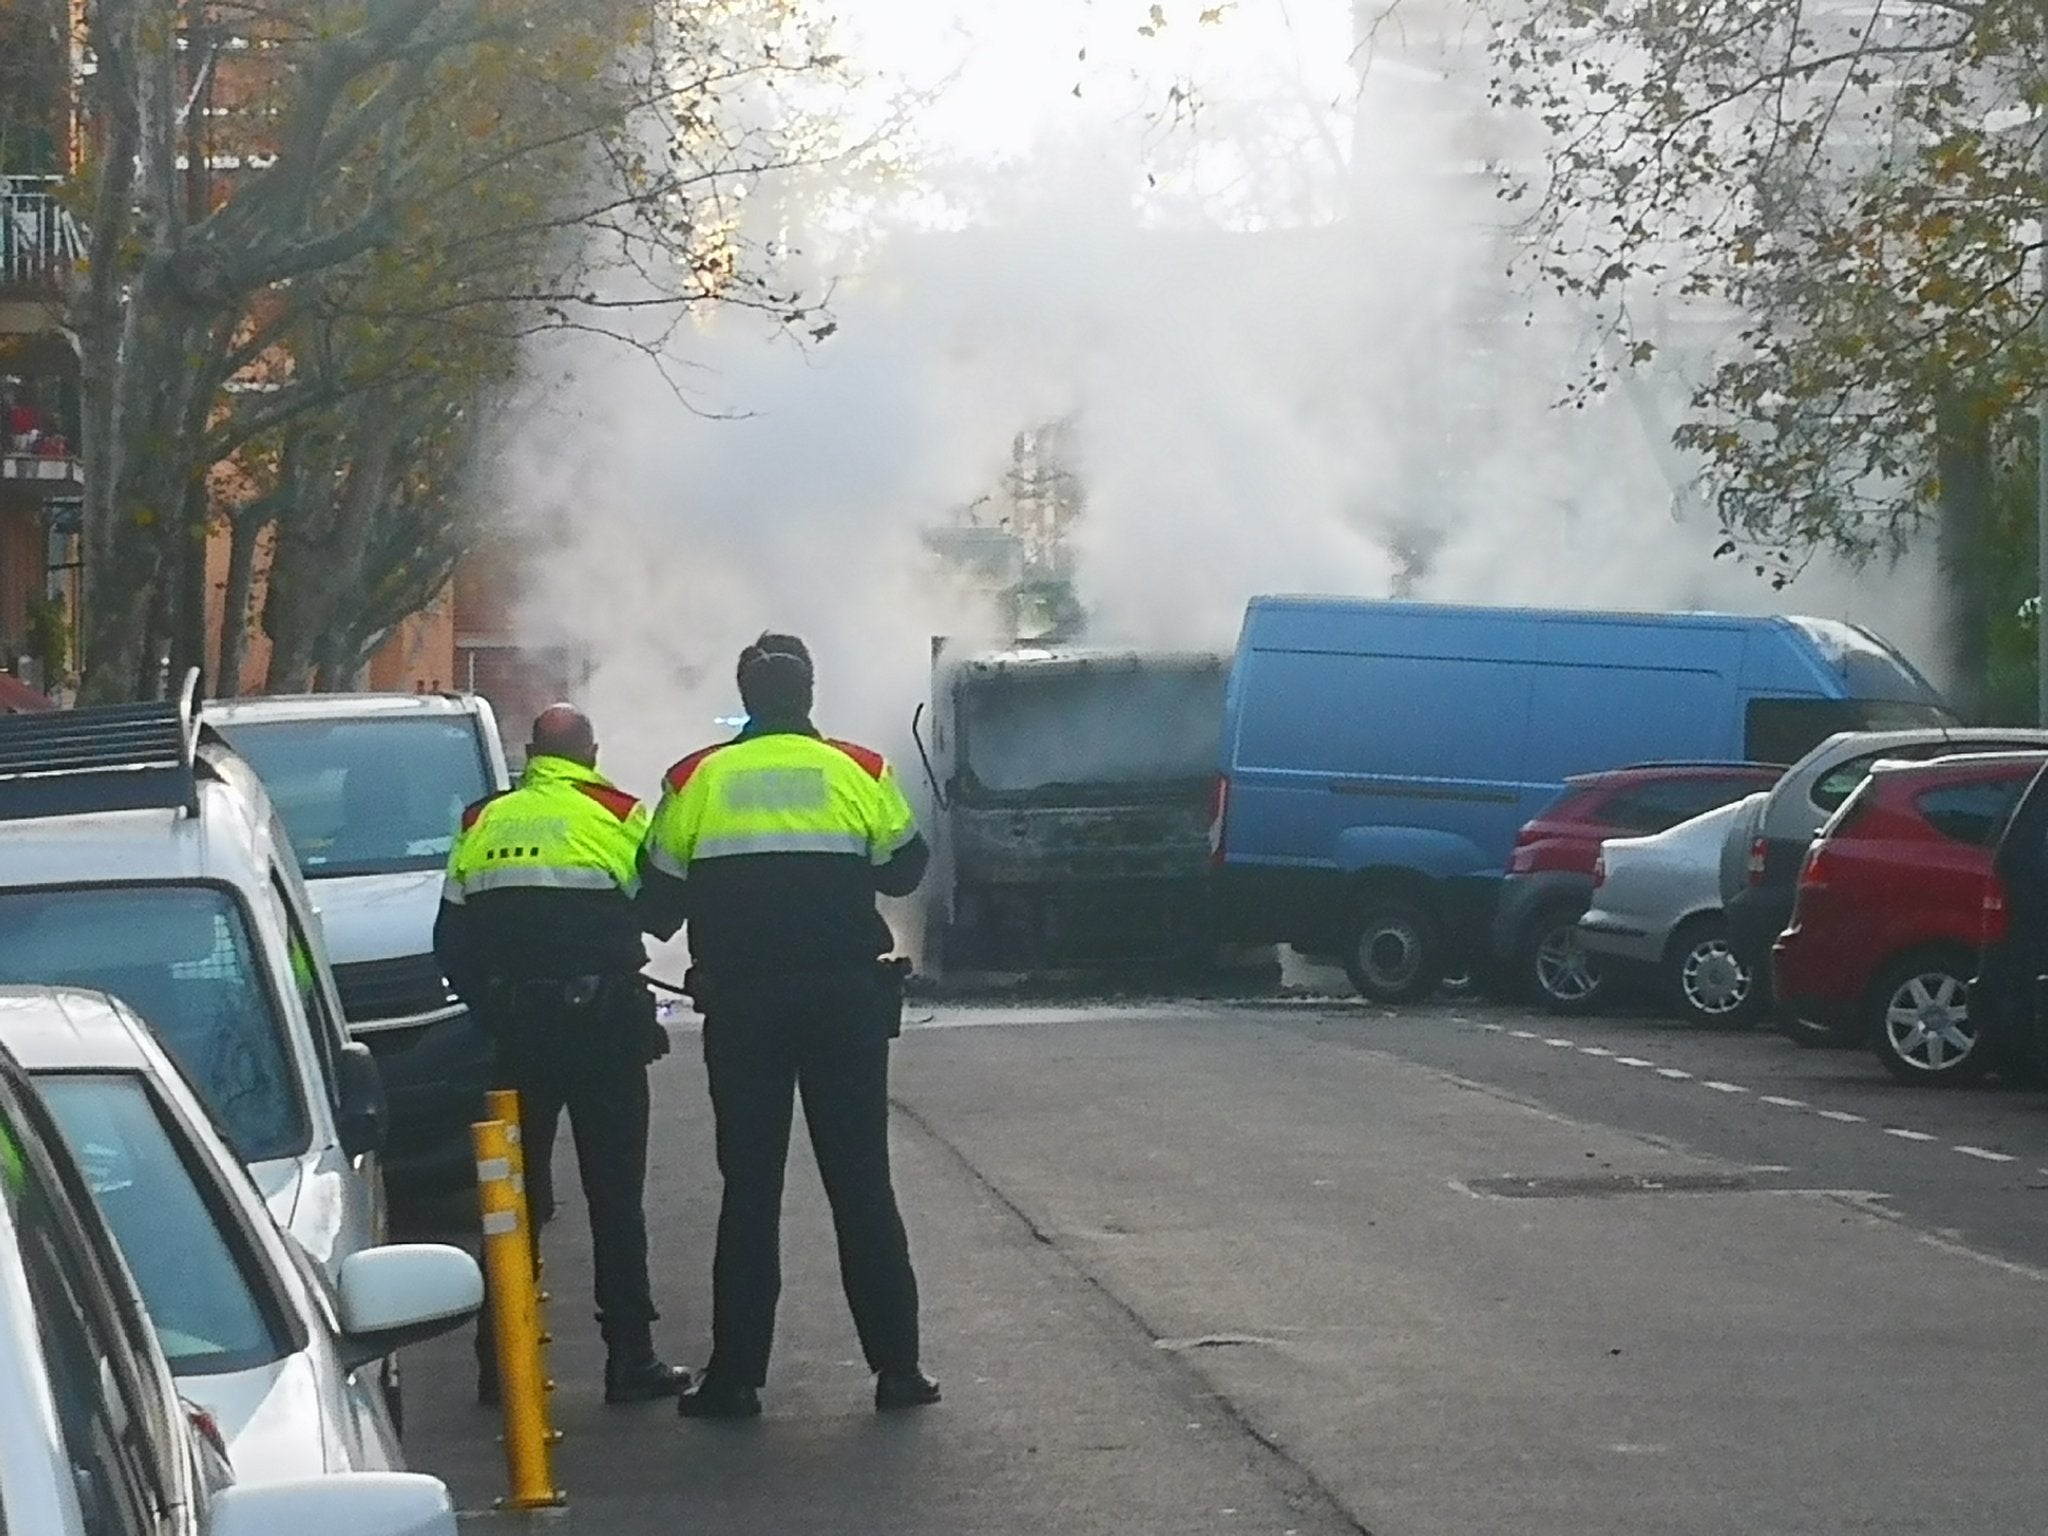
[1215,599,1843,954]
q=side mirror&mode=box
[335,1243,483,1371]
[336,1041,387,1159]
[209,1472,456,1536]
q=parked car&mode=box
[0,1030,460,1536]
[0,689,386,1274]
[1211,595,1949,1002]
[204,693,510,1192]
[1577,798,1762,1026]
[1770,753,2046,1082]
[0,986,482,1469]
[1493,761,1784,1010]
[1974,761,2048,1077]
[1716,727,2048,1028]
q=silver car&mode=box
[0,987,483,1483]
[1579,797,1761,1026]
[0,1021,460,1536]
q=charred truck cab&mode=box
[914,644,1229,975]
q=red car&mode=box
[1773,751,2048,1084]
[1492,761,1783,1010]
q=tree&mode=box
[1484,0,2048,710]
[73,0,852,700]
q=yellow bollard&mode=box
[473,1116,563,1510]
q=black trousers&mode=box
[701,971,919,1387]
[481,980,659,1347]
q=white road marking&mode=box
[1579,1045,1615,1057]
[1480,1023,1505,1033]
[1884,1127,1937,1143]
[1655,1067,1693,1080]
[1545,1037,1576,1048]
[1702,1080,1748,1094]
[1954,1146,2016,1164]
[1508,1029,1539,1040]
[1760,1095,1808,1109]
[1615,1056,1654,1067]
[1817,1110,1866,1123]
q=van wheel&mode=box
[1870,953,1988,1085]
[1664,916,1757,1027]
[1517,905,1602,1014]
[1343,898,1441,1004]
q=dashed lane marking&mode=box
[1476,1025,2028,1168]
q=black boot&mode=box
[677,1376,762,1420]
[601,1318,689,1405]
[606,1352,690,1404]
[874,1367,942,1411]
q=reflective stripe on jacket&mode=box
[444,755,650,905]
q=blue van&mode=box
[1210,597,1953,1002]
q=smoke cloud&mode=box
[490,0,1942,802]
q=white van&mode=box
[204,693,511,1191]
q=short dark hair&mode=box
[737,632,814,719]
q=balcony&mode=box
[1,175,83,298]
[0,449,82,500]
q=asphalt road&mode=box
[407,993,2048,1535]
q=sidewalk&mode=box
[399,1041,1357,1535]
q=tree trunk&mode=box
[1934,391,1993,722]
[215,506,264,697]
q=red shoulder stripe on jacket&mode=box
[575,781,642,821]
[664,743,727,793]
[826,739,888,780]
[460,790,508,831]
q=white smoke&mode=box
[489,0,1944,803]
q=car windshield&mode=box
[37,1074,291,1376]
[961,664,1225,797]
[214,716,490,878]
[0,887,307,1163]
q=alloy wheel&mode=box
[1883,972,1976,1075]
[1534,925,1601,1006]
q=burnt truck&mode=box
[912,643,1230,975]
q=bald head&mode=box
[530,704,597,768]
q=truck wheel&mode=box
[1870,952,1988,1085]
[1343,897,1442,1005]
[1664,915,1757,1027]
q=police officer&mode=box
[641,633,938,1419]
[434,704,688,1404]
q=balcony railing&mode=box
[1,175,84,293]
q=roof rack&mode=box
[0,669,203,821]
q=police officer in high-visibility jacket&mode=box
[434,704,688,1405]
[642,633,938,1420]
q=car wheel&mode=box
[1521,909,1603,1014]
[1665,916,1757,1027]
[1870,953,1988,1085]
[1343,897,1442,1004]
